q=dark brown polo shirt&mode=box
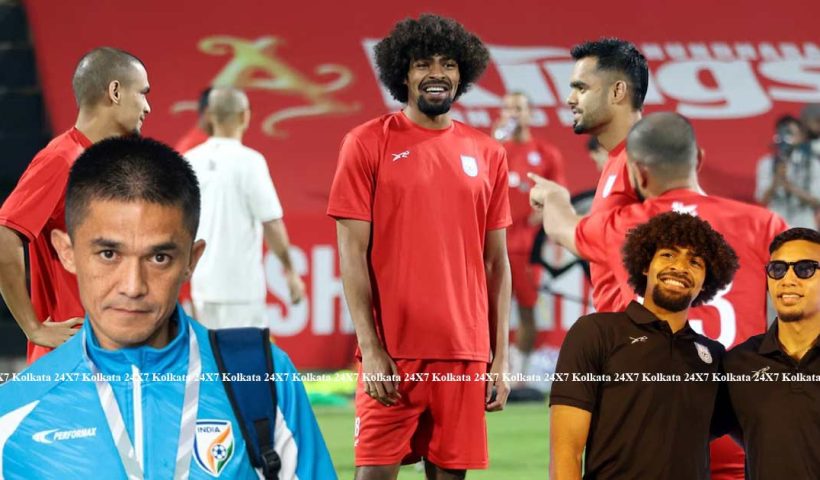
[721,320,820,479]
[550,301,725,480]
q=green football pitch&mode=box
[314,402,549,479]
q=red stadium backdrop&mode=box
[23,0,820,369]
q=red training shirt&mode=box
[587,140,640,311]
[327,112,511,362]
[0,128,91,362]
[575,188,788,348]
[503,138,566,254]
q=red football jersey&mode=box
[0,128,91,362]
[576,188,788,347]
[503,138,566,254]
[590,140,638,213]
[173,126,209,154]
[327,112,511,361]
[587,140,640,311]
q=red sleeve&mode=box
[764,212,789,252]
[541,143,567,187]
[0,152,70,240]
[486,146,512,230]
[575,207,634,264]
[326,133,376,222]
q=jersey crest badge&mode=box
[460,155,478,177]
[527,151,542,166]
[193,420,235,477]
[694,342,713,364]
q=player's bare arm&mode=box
[549,405,590,480]
[0,225,82,347]
[484,228,511,412]
[528,173,581,255]
[337,219,400,406]
[262,218,305,304]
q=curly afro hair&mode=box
[621,212,739,306]
[374,14,490,104]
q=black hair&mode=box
[373,14,489,103]
[198,87,213,116]
[570,38,648,110]
[622,212,739,306]
[65,136,200,238]
[774,114,802,131]
[769,228,820,254]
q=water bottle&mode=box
[493,118,518,141]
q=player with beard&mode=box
[328,14,511,480]
[566,38,648,315]
[530,112,785,479]
[717,228,820,479]
[0,47,150,362]
[549,212,738,479]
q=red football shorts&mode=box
[709,436,745,480]
[354,359,489,469]
[509,252,539,308]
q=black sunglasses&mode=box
[766,260,820,280]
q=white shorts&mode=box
[192,300,268,329]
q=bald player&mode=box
[185,87,304,329]
[530,112,787,480]
[0,47,150,362]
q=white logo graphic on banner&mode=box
[363,40,820,124]
[461,155,479,177]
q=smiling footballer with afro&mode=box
[622,212,739,306]
[373,13,490,104]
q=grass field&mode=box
[314,402,549,479]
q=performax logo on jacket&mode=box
[32,427,97,444]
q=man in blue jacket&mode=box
[0,136,336,479]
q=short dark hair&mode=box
[374,14,490,103]
[774,114,802,131]
[626,112,697,179]
[769,228,820,254]
[197,87,213,116]
[571,38,648,110]
[622,212,739,306]
[72,47,145,108]
[65,136,200,238]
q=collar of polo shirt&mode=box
[625,301,698,337]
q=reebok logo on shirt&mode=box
[630,336,648,344]
[391,150,410,161]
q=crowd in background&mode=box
[755,104,820,230]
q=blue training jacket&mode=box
[0,305,337,479]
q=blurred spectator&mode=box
[492,91,566,384]
[802,103,820,146]
[186,87,304,329]
[174,87,212,154]
[586,137,608,172]
[755,114,820,229]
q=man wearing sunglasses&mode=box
[718,227,820,479]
